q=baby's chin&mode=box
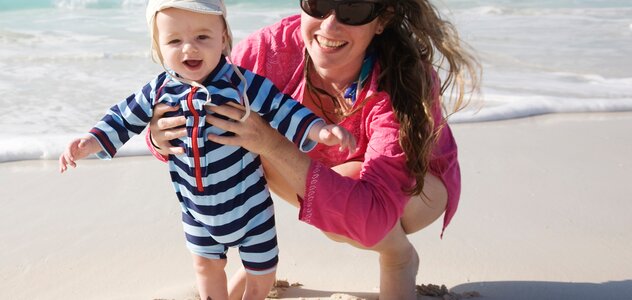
[179,71,211,84]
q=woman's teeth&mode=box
[316,36,346,48]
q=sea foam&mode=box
[1,0,631,162]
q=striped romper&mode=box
[89,56,321,274]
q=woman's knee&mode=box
[370,221,413,254]
[401,174,448,234]
[321,220,412,253]
[260,158,300,207]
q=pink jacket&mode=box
[232,15,460,246]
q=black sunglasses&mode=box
[300,0,386,26]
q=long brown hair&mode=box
[305,0,481,196]
[376,0,480,195]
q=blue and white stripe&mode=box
[89,56,320,273]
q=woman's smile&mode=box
[315,35,347,49]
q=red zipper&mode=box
[187,86,204,192]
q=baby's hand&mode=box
[318,124,357,153]
[59,136,98,173]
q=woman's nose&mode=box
[320,11,340,31]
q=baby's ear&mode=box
[222,30,231,56]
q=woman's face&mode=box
[300,7,385,81]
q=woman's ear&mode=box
[376,5,396,34]
[375,6,396,34]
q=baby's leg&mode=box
[238,219,279,300]
[243,270,276,300]
[191,254,229,300]
[181,212,230,300]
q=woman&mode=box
[148,0,480,299]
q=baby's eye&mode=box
[167,39,181,45]
[197,35,210,41]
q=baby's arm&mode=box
[59,135,102,173]
[308,121,357,153]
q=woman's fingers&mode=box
[167,146,185,155]
[149,103,187,155]
[152,103,185,131]
[206,103,282,156]
[154,103,179,117]
[163,126,188,140]
[205,112,240,134]
[157,114,186,131]
[206,102,247,121]
[205,113,245,148]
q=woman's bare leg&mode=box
[373,223,419,299]
[400,173,448,234]
[191,254,229,300]
[239,160,449,300]
[353,173,447,299]
[322,223,419,300]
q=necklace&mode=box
[305,49,376,120]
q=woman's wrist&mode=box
[260,135,311,198]
[145,129,169,162]
[148,132,162,150]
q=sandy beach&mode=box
[1,112,631,300]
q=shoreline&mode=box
[1,112,632,299]
[3,111,632,164]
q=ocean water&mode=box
[0,0,631,162]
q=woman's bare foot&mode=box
[378,242,419,300]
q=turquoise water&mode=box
[0,0,292,10]
[1,0,631,161]
[2,0,632,11]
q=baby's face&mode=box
[156,8,226,83]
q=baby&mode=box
[59,0,356,299]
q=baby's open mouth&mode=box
[184,60,202,68]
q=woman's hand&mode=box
[149,103,187,155]
[204,103,285,157]
[206,102,314,197]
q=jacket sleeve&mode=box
[298,78,462,244]
[298,97,415,247]
[92,75,164,159]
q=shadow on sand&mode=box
[450,279,632,300]
[269,280,632,299]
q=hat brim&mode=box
[157,2,223,16]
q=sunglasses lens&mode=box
[338,2,377,25]
[301,0,383,26]
[301,0,333,18]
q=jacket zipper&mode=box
[187,86,204,193]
